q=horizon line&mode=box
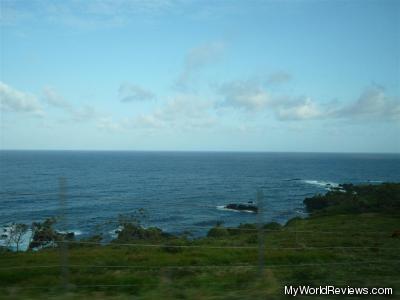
[0,149,399,155]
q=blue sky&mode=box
[0,0,399,152]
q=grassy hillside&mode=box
[1,183,399,299]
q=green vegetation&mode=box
[304,182,400,214]
[2,223,28,252]
[1,183,399,299]
[29,217,73,249]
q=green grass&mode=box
[1,212,399,299]
[2,183,400,299]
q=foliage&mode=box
[5,223,28,252]
[1,211,399,299]
[117,208,148,227]
[115,224,172,242]
[114,209,173,243]
[263,222,282,231]
[29,217,74,249]
[304,183,400,215]
[207,225,229,238]
[1,183,399,299]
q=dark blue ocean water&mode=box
[1,151,400,237]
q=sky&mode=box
[0,0,399,152]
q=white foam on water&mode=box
[303,180,339,189]
[109,226,124,239]
[1,226,83,252]
[216,205,256,214]
[0,225,32,251]
[32,241,56,252]
[57,229,83,236]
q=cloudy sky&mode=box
[0,0,399,152]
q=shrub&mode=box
[207,226,229,238]
[263,222,282,231]
[303,183,400,215]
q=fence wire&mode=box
[1,179,399,296]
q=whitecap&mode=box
[216,205,257,214]
[109,226,124,239]
[57,229,83,236]
[303,180,339,190]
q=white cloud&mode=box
[130,114,164,129]
[154,94,213,121]
[1,0,249,30]
[218,79,271,111]
[217,72,293,110]
[43,87,73,110]
[176,41,225,88]
[42,87,96,122]
[107,94,217,132]
[97,116,122,132]
[83,0,177,16]
[0,2,32,26]
[218,79,400,123]
[224,82,399,124]
[119,83,155,102]
[0,82,44,117]
[276,98,322,121]
[1,0,181,28]
[72,105,97,122]
[334,86,400,121]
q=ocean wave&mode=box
[303,180,339,189]
[109,226,124,239]
[216,205,257,214]
[56,229,83,236]
[284,178,302,181]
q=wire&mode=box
[1,260,398,271]
[49,240,400,251]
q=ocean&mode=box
[1,151,400,238]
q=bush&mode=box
[115,224,171,242]
[29,218,59,249]
[28,217,75,250]
[303,183,400,215]
[207,225,229,238]
[162,239,187,253]
[263,222,282,231]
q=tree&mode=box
[29,217,59,249]
[7,223,28,252]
